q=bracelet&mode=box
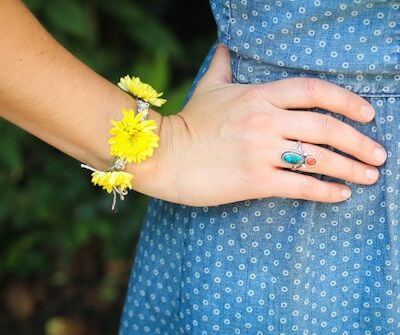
[80,75,166,212]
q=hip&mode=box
[216,0,400,93]
[230,51,400,97]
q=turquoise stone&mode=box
[282,152,304,165]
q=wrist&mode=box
[86,90,164,171]
[125,112,193,203]
[80,74,173,210]
[123,112,172,197]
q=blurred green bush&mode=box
[0,0,215,279]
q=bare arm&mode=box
[0,0,163,174]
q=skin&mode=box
[0,0,387,207]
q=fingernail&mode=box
[360,105,375,120]
[341,187,352,199]
[374,147,387,164]
[365,168,379,181]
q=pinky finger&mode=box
[271,168,352,203]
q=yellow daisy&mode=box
[118,75,167,107]
[108,108,160,163]
[91,170,133,194]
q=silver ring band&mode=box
[281,140,317,171]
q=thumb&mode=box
[198,44,232,89]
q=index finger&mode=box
[259,77,376,123]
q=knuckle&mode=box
[237,142,273,188]
[238,149,261,184]
[343,92,354,115]
[236,132,262,164]
[303,78,320,98]
[243,84,279,112]
[357,134,370,153]
[347,159,359,182]
[244,110,275,129]
[300,177,317,199]
[326,185,338,202]
[237,132,256,152]
[317,114,335,135]
[312,147,327,165]
[245,85,265,101]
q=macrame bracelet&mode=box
[81,75,166,212]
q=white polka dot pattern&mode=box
[119,1,400,334]
[212,0,400,94]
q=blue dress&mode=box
[120,1,400,334]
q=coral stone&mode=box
[306,157,316,166]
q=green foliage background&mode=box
[0,1,215,332]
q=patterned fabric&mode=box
[119,1,400,334]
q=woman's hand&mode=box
[133,44,387,206]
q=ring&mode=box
[281,140,317,171]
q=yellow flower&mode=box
[91,170,133,193]
[118,75,167,107]
[108,108,159,163]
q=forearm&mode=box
[0,0,163,174]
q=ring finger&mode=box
[272,139,380,185]
[279,110,387,167]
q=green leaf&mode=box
[131,51,169,92]
[43,0,92,40]
[3,233,48,276]
[100,0,181,57]
[76,47,120,74]
[0,126,23,171]
[24,0,45,11]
